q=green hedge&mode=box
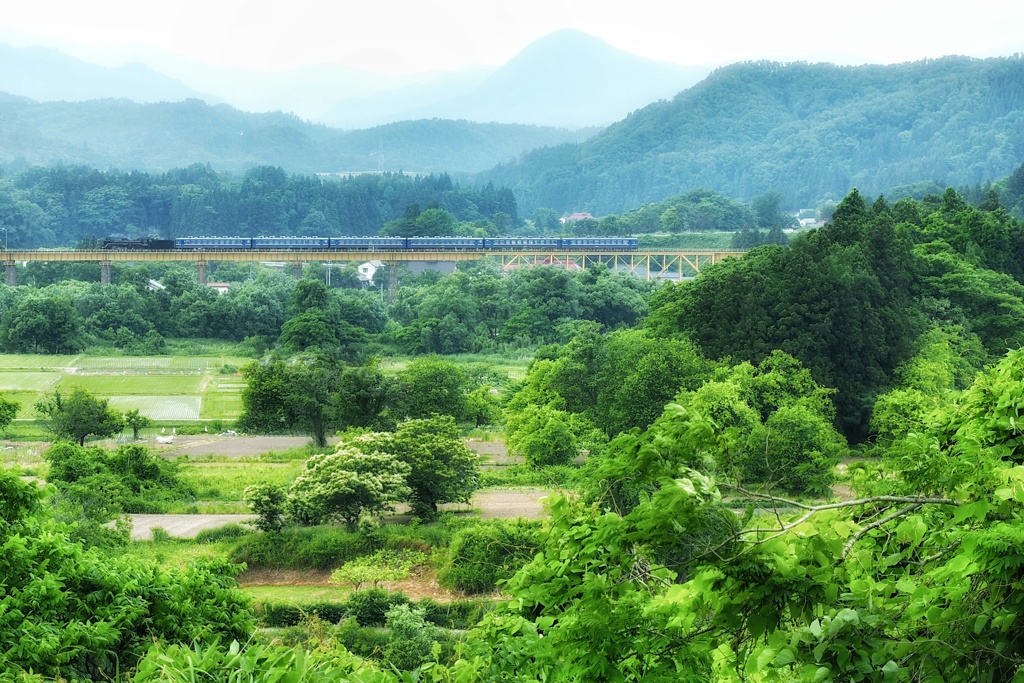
[229,526,374,570]
[255,590,492,630]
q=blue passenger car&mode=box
[175,237,253,250]
[406,237,485,250]
[561,237,638,250]
[329,237,407,250]
[252,236,330,250]
[485,237,561,250]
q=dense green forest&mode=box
[0,164,518,247]
[0,93,594,174]
[5,183,1024,680]
[483,56,1024,214]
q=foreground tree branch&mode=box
[696,485,962,562]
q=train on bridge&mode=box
[101,236,640,252]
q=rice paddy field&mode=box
[0,354,250,425]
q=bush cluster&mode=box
[255,589,491,629]
[438,519,541,593]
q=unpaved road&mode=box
[128,514,256,540]
[158,435,321,458]
[127,488,552,540]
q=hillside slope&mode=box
[481,56,1024,214]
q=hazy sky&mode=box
[2,0,1023,75]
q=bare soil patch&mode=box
[159,435,317,458]
[467,439,521,466]
[127,488,549,541]
[241,568,334,586]
[458,488,549,519]
[239,567,485,603]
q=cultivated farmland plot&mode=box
[56,374,205,395]
[0,372,61,392]
[0,354,80,369]
[0,354,248,423]
[106,396,202,420]
[76,356,210,374]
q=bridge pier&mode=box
[291,261,304,278]
[4,261,15,287]
[386,263,398,306]
[100,261,112,285]
[197,261,207,285]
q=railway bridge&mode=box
[2,249,744,288]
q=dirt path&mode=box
[159,435,319,458]
[128,514,256,540]
[127,488,552,540]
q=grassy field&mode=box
[0,353,247,426]
[180,461,304,501]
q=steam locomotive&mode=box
[101,236,640,251]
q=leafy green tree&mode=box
[123,408,152,440]
[506,403,577,468]
[335,363,392,430]
[647,190,919,439]
[330,549,426,590]
[743,404,843,496]
[0,293,84,353]
[594,329,714,435]
[243,482,287,533]
[391,356,468,421]
[287,445,410,526]
[35,388,125,446]
[291,278,329,315]
[414,207,456,236]
[238,357,353,447]
[0,392,18,434]
[464,385,502,427]
[361,416,479,519]
[279,309,367,357]
[750,190,791,228]
[660,205,685,233]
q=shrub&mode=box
[417,598,492,630]
[334,617,389,659]
[344,588,409,627]
[194,523,250,544]
[330,549,428,590]
[742,404,844,496]
[384,605,438,670]
[438,519,541,593]
[228,526,373,570]
[244,482,287,533]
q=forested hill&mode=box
[0,94,595,174]
[481,56,1024,215]
[0,165,519,248]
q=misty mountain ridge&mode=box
[0,94,597,174]
[0,30,709,129]
[321,30,711,128]
[0,43,219,105]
